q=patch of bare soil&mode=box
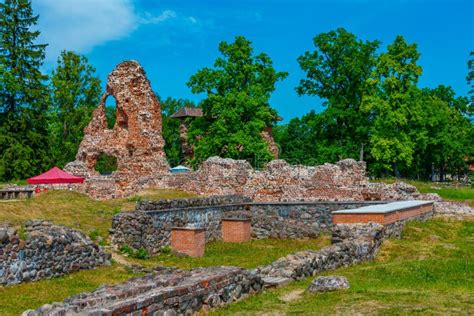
[279,289,305,303]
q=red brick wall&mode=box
[222,219,251,242]
[332,203,433,225]
[332,213,386,224]
[171,228,205,257]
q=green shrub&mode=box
[18,225,28,240]
[88,229,100,241]
[135,247,150,259]
[160,245,172,254]
[120,244,134,257]
[120,244,149,259]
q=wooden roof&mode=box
[170,107,203,118]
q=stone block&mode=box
[307,276,350,292]
[171,227,205,257]
[221,218,251,243]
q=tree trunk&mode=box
[393,163,401,179]
[359,143,364,161]
[431,162,435,182]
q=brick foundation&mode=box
[171,227,205,257]
[222,218,251,242]
[332,203,433,225]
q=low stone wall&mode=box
[156,157,418,202]
[248,202,382,235]
[257,208,434,282]
[24,266,263,315]
[110,198,386,254]
[111,204,244,254]
[0,221,110,286]
[136,195,250,211]
[256,223,385,281]
[434,201,474,217]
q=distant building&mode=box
[171,107,203,162]
[170,107,203,119]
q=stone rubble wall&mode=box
[256,209,434,282]
[111,205,243,254]
[24,266,263,316]
[152,157,428,202]
[255,223,385,281]
[157,158,373,202]
[136,195,251,211]
[111,197,385,254]
[433,201,474,217]
[64,61,169,200]
[67,149,429,201]
[0,221,110,286]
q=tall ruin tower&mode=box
[65,61,169,198]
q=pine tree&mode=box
[0,0,50,181]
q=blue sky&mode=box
[34,0,473,122]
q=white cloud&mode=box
[33,0,183,63]
[34,0,137,62]
[140,10,177,25]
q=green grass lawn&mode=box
[0,189,194,240]
[126,237,330,270]
[211,218,474,315]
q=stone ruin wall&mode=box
[155,157,423,202]
[64,60,169,198]
[62,60,433,202]
[0,221,110,286]
[110,198,385,255]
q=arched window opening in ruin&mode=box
[95,153,118,175]
[105,95,117,129]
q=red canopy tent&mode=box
[27,167,85,184]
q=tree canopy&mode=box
[186,36,287,167]
[278,32,473,179]
[48,50,101,168]
[296,28,380,162]
[0,0,50,180]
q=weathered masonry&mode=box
[110,195,391,254]
[0,221,110,286]
[25,267,264,315]
[64,61,169,198]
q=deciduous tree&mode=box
[362,35,422,177]
[296,28,380,161]
[49,50,101,168]
[187,36,287,167]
